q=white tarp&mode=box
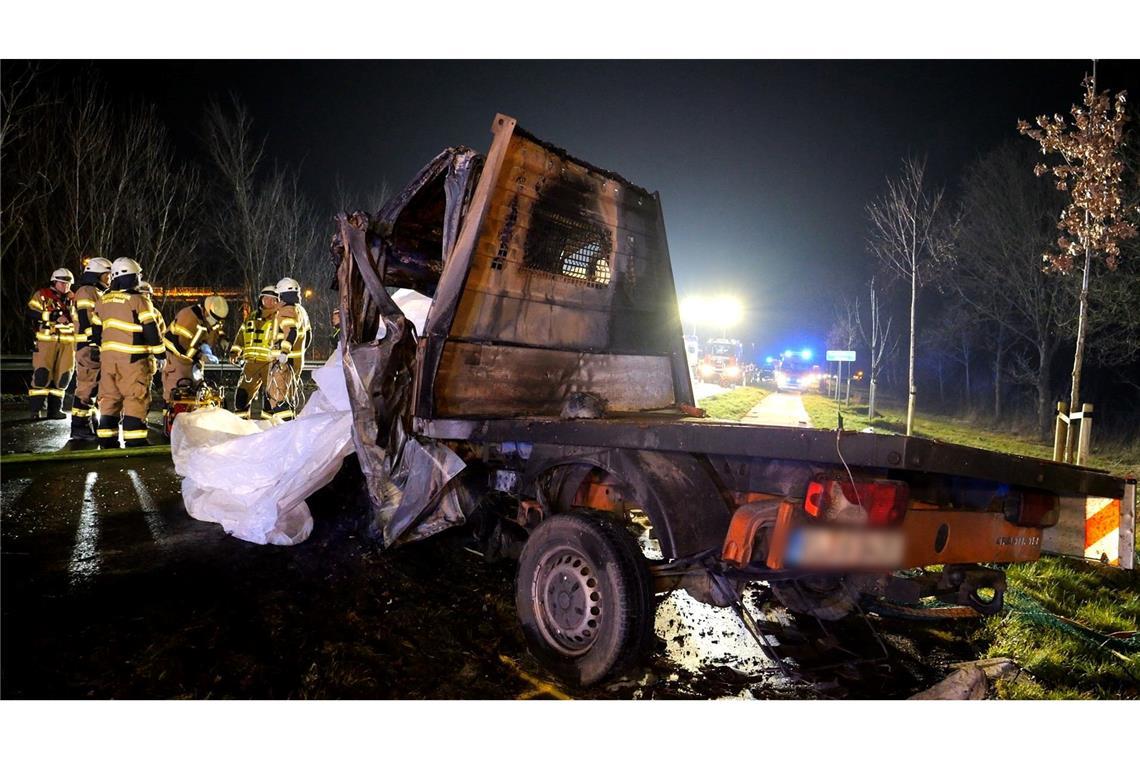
[171,289,435,547]
[171,354,354,545]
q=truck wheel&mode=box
[769,575,859,621]
[515,510,655,686]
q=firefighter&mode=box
[138,282,168,356]
[265,277,311,422]
[229,285,279,419]
[26,268,78,420]
[69,257,113,439]
[90,258,164,447]
[162,295,229,405]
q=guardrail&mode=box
[1,354,327,373]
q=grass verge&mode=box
[800,391,1140,698]
[800,393,1138,478]
[698,386,770,421]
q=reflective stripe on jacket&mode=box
[27,287,78,343]
[93,290,165,357]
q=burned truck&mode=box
[331,114,1136,686]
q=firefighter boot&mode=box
[70,409,98,441]
[121,415,149,448]
[28,392,47,419]
[46,393,67,420]
[97,414,121,448]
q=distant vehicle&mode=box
[775,356,823,392]
[697,338,744,387]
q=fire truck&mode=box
[697,338,745,387]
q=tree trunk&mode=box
[1065,244,1093,460]
[937,357,945,404]
[869,379,877,421]
[964,352,971,406]
[906,270,917,435]
[1036,341,1053,440]
[993,323,1005,420]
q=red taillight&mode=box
[804,480,825,517]
[802,475,910,526]
[1005,491,1059,528]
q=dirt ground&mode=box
[1,413,988,699]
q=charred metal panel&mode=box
[429,119,689,418]
[370,147,482,296]
[433,341,675,417]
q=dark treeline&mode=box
[1,64,385,359]
[830,135,1140,443]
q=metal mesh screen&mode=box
[522,209,613,287]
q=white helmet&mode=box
[84,257,112,274]
[276,277,301,297]
[111,257,142,278]
[138,281,154,295]
[259,285,279,299]
[204,295,230,323]
[51,268,75,284]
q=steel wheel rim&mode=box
[532,546,603,656]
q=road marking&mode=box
[68,472,101,586]
[498,654,571,700]
[128,469,168,544]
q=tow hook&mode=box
[938,565,1006,616]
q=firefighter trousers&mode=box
[265,356,303,421]
[162,354,196,404]
[97,356,155,447]
[71,344,100,418]
[233,360,271,418]
[29,338,76,413]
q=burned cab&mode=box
[332,114,1136,687]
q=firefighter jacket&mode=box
[73,279,107,347]
[231,305,278,363]
[274,303,311,360]
[91,290,165,361]
[164,305,223,363]
[27,287,78,345]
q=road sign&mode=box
[826,350,856,362]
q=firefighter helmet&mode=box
[260,285,279,299]
[83,257,112,274]
[51,268,75,284]
[204,295,230,323]
[275,277,301,297]
[138,281,154,295]
[111,257,143,278]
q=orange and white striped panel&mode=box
[1043,481,1135,570]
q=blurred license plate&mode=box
[784,526,905,569]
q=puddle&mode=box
[67,472,101,586]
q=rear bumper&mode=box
[722,490,1135,572]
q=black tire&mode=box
[515,510,655,686]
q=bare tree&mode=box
[202,96,336,356]
[828,297,859,352]
[948,142,1074,435]
[2,70,202,350]
[1,65,61,351]
[924,301,977,409]
[1019,69,1137,457]
[202,95,270,297]
[854,276,898,420]
[866,155,947,435]
[122,105,202,302]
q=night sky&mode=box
[39,59,1140,358]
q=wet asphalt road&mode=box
[1,414,975,699]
